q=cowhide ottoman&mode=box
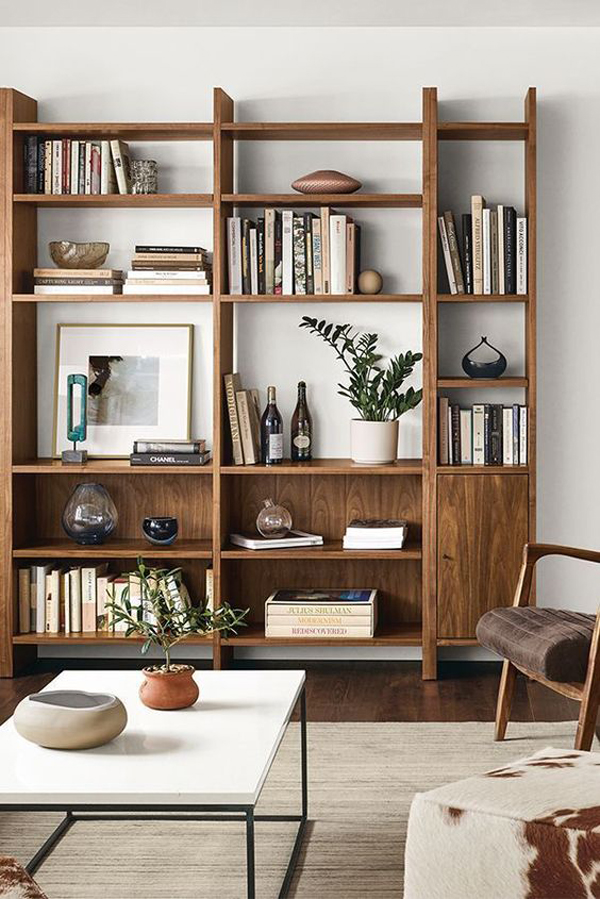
[0,858,47,899]
[404,747,600,899]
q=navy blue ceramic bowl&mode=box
[142,516,178,546]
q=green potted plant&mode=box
[299,316,423,464]
[107,559,247,710]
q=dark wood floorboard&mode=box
[0,659,584,726]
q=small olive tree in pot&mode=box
[299,316,423,463]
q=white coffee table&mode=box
[0,669,307,899]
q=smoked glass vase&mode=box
[62,483,118,545]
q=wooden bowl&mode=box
[49,241,109,269]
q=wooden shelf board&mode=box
[13,122,213,141]
[220,293,422,303]
[221,539,421,560]
[437,637,480,646]
[13,631,213,645]
[13,539,213,559]
[222,193,422,209]
[220,458,422,476]
[437,294,528,303]
[220,122,422,141]
[12,458,212,475]
[437,377,528,389]
[223,622,422,646]
[438,122,529,141]
[437,466,529,475]
[13,193,214,208]
[14,293,213,304]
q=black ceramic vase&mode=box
[461,336,507,379]
[62,483,118,545]
[142,516,178,546]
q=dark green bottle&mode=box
[291,381,312,461]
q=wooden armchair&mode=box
[476,543,600,752]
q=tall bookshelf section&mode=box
[0,87,536,679]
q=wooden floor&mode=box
[0,660,583,726]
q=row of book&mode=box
[438,199,527,295]
[265,589,377,639]
[123,245,212,296]
[17,563,207,634]
[224,373,262,465]
[23,137,132,195]
[33,267,124,295]
[227,208,361,296]
[130,438,211,467]
[438,398,528,466]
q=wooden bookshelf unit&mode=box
[0,86,536,679]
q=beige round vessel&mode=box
[14,690,127,750]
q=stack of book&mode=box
[438,199,527,295]
[227,207,361,296]
[223,373,261,465]
[23,136,131,195]
[33,267,123,295]
[130,438,211,467]
[230,531,323,551]
[265,588,377,639]
[123,245,212,295]
[342,519,408,550]
[438,398,528,466]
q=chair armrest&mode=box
[525,543,600,566]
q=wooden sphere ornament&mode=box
[358,270,383,295]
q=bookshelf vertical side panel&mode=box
[421,87,438,680]
[524,88,537,555]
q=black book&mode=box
[273,212,283,294]
[241,219,251,295]
[503,207,517,294]
[24,137,38,193]
[303,213,314,295]
[451,404,461,465]
[134,245,207,254]
[257,217,265,295]
[354,223,362,293]
[484,404,491,465]
[130,452,211,467]
[36,140,45,194]
[490,404,503,466]
[462,213,473,294]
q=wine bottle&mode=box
[291,380,312,461]
[260,385,284,465]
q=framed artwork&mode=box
[53,323,193,458]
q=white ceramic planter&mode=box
[350,419,399,465]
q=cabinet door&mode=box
[437,475,529,638]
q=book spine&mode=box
[241,219,250,295]
[235,390,257,465]
[267,614,373,627]
[43,140,52,193]
[345,222,354,294]
[471,196,484,294]
[451,404,461,464]
[257,217,265,295]
[438,396,449,465]
[227,217,242,295]
[438,216,457,294]
[264,209,275,294]
[70,139,80,194]
[70,569,82,632]
[81,568,96,632]
[52,140,62,194]
[46,570,61,634]
[490,209,499,294]
[91,142,101,194]
[460,409,472,464]
[312,218,322,294]
[24,136,38,193]
[483,404,491,465]
[130,452,210,466]
[329,214,347,295]
[110,140,130,194]
[36,139,45,193]
[504,207,517,293]
[63,571,70,635]
[35,567,48,633]
[84,141,92,194]
[512,404,520,465]
[497,205,505,294]
[224,373,244,465]
[266,604,372,617]
[18,568,31,633]
[447,405,453,465]
[265,625,374,638]
[304,213,314,295]
[443,211,465,293]
[502,407,513,465]
[519,406,528,465]
[482,208,491,295]
[320,207,331,294]
[462,214,473,294]
[517,217,527,294]
[78,141,85,194]
[249,224,259,295]
[472,404,485,465]
[133,440,205,454]
[490,404,503,466]
[62,138,70,194]
[273,212,283,294]
[292,215,307,295]
[100,140,111,194]
[282,210,294,294]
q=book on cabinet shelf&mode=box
[265,588,377,638]
[23,136,130,195]
[229,531,324,551]
[342,519,408,550]
[227,208,361,296]
[223,373,262,466]
[438,397,528,466]
[123,245,212,295]
[33,268,124,295]
[130,437,211,468]
[438,198,527,296]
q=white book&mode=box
[122,284,209,295]
[264,208,276,294]
[227,217,242,295]
[473,404,485,466]
[45,568,63,634]
[126,269,210,280]
[63,571,71,635]
[249,226,258,295]
[438,216,457,294]
[329,214,347,295]
[497,205,505,294]
[81,563,108,633]
[51,140,62,194]
[282,209,294,294]
[266,624,374,639]
[69,568,82,632]
[35,285,120,295]
[519,406,528,465]
[267,614,373,627]
[18,568,30,634]
[447,407,453,465]
[345,524,407,539]
[230,530,323,551]
[460,409,472,464]
[312,218,323,295]
[267,603,372,617]
[34,564,52,633]
[100,140,117,194]
[517,217,527,294]
[482,208,491,294]
[343,539,405,550]
[320,207,331,294]
[503,407,514,465]
[70,140,79,194]
[84,141,92,194]
[471,195,485,294]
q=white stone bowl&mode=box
[14,689,127,750]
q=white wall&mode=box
[2,25,600,660]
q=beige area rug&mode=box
[0,721,594,899]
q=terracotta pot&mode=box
[139,665,199,710]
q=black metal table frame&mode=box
[4,686,307,899]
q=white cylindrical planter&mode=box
[350,419,399,465]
